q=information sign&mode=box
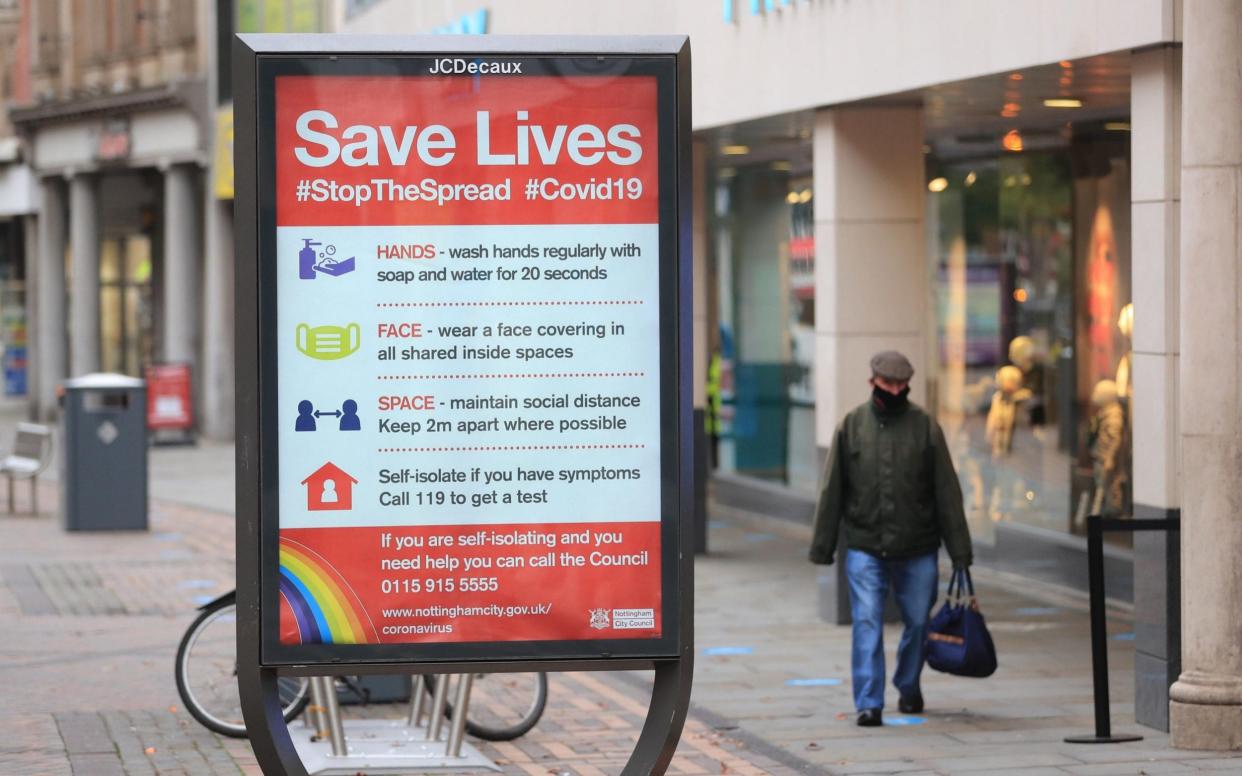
[238,38,691,670]
[145,363,194,431]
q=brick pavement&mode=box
[3,465,1242,774]
[0,487,806,775]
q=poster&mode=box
[145,363,194,430]
[271,65,669,648]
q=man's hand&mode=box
[809,548,834,565]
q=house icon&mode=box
[302,462,358,511]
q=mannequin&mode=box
[1115,302,1134,401]
[1088,379,1126,516]
[1007,335,1046,426]
[985,365,1030,458]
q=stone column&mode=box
[162,163,199,366]
[1129,45,1182,732]
[35,178,66,419]
[813,106,927,431]
[1169,0,1242,751]
[200,196,234,440]
[68,173,100,376]
[813,106,926,623]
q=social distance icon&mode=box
[302,462,357,512]
[296,322,360,360]
[299,239,355,279]
[295,399,361,432]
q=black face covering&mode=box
[872,384,910,413]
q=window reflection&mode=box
[930,139,1132,543]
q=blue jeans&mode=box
[845,548,939,711]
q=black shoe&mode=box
[856,709,883,727]
[898,692,924,714]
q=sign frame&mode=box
[234,33,692,775]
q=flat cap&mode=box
[870,351,914,381]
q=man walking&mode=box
[810,351,972,727]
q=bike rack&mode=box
[291,674,499,774]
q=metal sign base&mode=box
[291,719,500,775]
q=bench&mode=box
[0,422,53,514]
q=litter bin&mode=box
[60,373,148,531]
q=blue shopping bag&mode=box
[926,568,998,678]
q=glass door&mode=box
[100,234,154,377]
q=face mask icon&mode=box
[296,322,361,361]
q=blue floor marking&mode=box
[785,678,842,687]
[1014,606,1060,616]
[703,646,754,656]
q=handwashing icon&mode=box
[296,322,361,360]
[299,239,356,279]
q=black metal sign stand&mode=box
[1064,515,1179,744]
[234,34,694,775]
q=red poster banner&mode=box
[278,521,661,644]
[145,363,193,430]
[275,75,659,227]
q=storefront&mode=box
[705,57,1137,549]
[10,83,208,418]
[0,142,34,398]
[338,0,1191,734]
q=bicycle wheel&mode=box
[175,600,310,737]
[429,672,548,741]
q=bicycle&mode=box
[174,591,310,737]
[175,591,548,741]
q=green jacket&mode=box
[809,399,973,567]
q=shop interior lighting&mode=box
[721,144,750,155]
[927,177,949,193]
[797,188,812,203]
[786,191,800,204]
[1001,102,1021,118]
[1020,173,1032,185]
[1008,72,1023,81]
[1043,98,1083,108]
[1013,288,1029,303]
[1105,121,1131,131]
[1002,130,1024,152]
[964,171,977,187]
[770,161,792,172]
[1059,59,1073,68]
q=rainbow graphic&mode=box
[279,537,378,644]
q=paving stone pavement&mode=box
[1,432,1241,774]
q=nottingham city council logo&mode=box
[589,609,611,630]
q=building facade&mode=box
[337,0,1235,748]
[0,0,33,400]
[2,0,336,439]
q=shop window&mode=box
[0,222,26,397]
[713,164,816,494]
[100,234,154,377]
[929,138,1131,544]
[34,0,60,73]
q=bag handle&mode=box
[947,567,977,605]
